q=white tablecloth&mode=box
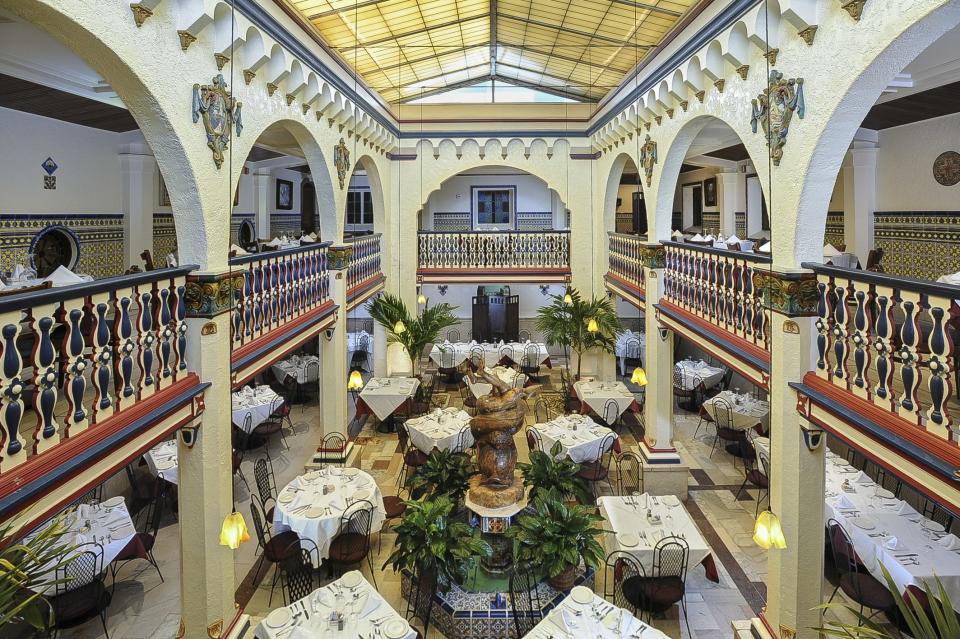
[429,341,550,368]
[615,330,646,377]
[703,391,770,431]
[273,468,386,564]
[358,377,419,421]
[573,380,637,420]
[675,360,725,390]
[599,494,713,573]
[530,587,667,639]
[531,414,616,463]
[405,408,473,453]
[143,439,178,485]
[347,331,373,370]
[938,271,960,285]
[824,454,960,606]
[466,366,526,397]
[32,499,136,593]
[271,355,320,384]
[232,386,283,433]
[255,573,415,639]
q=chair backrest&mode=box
[269,396,284,416]
[672,367,685,391]
[615,452,643,496]
[56,542,104,596]
[720,368,733,390]
[523,343,540,364]
[509,562,542,637]
[518,329,530,341]
[595,432,617,469]
[923,499,955,532]
[499,344,515,362]
[711,398,734,430]
[141,477,167,537]
[439,349,457,368]
[304,360,320,380]
[653,535,689,582]
[254,458,276,506]
[602,399,620,426]
[398,422,412,451]
[827,518,859,579]
[249,494,271,547]
[468,350,484,370]
[357,334,370,352]
[603,550,644,612]
[624,338,641,360]
[533,399,550,424]
[339,499,375,544]
[526,427,543,454]
[321,432,348,463]
[406,564,438,632]
[242,412,253,435]
[454,427,471,454]
[447,329,460,343]
[280,543,316,603]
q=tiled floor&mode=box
[58,361,872,639]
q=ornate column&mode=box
[319,245,350,455]
[179,272,244,639]
[641,243,687,496]
[752,270,825,639]
[718,170,742,238]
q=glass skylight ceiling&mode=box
[284,0,703,104]
[407,80,575,103]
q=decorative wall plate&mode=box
[933,151,960,186]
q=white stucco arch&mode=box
[603,152,642,237]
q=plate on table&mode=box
[383,619,410,639]
[874,488,895,499]
[302,471,321,482]
[278,492,295,504]
[156,460,175,471]
[850,517,876,530]
[342,468,360,477]
[102,496,124,509]
[923,520,946,533]
[305,507,324,519]
[661,495,681,507]
[111,525,135,538]
[264,608,291,628]
[618,533,640,548]
[570,585,594,605]
[341,570,364,589]
[352,489,372,502]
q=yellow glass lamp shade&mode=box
[417,293,427,305]
[394,320,406,334]
[631,367,648,386]
[348,369,364,391]
[587,318,599,333]
[753,511,787,550]
[563,293,573,305]
[219,511,250,550]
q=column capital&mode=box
[753,267,818,317]
[328,244,354,270]
[184,270,241,318]
[639,242,666,269]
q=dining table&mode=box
[31,497,137,593]
[530,414,617,463]
[1,264,93,290]
[614,330,646,377]
[429,340,551,369]
[404,407,473,453]
[272,467,386,564]
[254,572,415,639]
[703,390,770,432]
[674,359,726,390]
[823,452,960,607]
[271,354,320,385]
[573,380,640,420]
[465,366,526,397]
[598,494,720,583]
[355,377,419,422]
[232,386,283,433]
[527,585,668,639]
[143,439,178,485]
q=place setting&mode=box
[530,585,662,639]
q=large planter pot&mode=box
[547,562,577,591]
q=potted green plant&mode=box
[506,489,606,591]
[407,449,475,504]
[384,495,491,593]
[367,293,459,377]
[518,441,592,505]
[534,288,622,380]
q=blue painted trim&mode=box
[789,381,960,484]
[231,303,338,372]
[0,213,124,220]
[0,381,210,519]
[654,302,770,373]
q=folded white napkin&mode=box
[44,265,85,287]
[560,608,580,632]
[939,534,960,551]
[759,242,771,252]
[855,471,874,485]
[672,230,684,238]
[823,243,840,258]
[835,494,856,510]
[705,234,715,241]
[12,264,25,279]
[896,501,920,518]
[288,628,312,639]
[691,233,705,241]
[727,234,741,244]
[229,243,248,255]
[300,235,314,243]
[884,536,907,551]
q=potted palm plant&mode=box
[506,489,606,591]
[518,441,592,504]
[367,293,459,377]
[384,495,491,593]
[535,288,622,380]
[406,449,475,504]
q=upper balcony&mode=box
[345,233,386,310]
[417,230,571,284]
[604,232,646,309]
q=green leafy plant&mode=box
[518,441,592,504]
[384,495,491,592]
[1,514,75,632]
[407,449,475,503]
[506,488,606,588]
[816,564,959,638]
[535,288,622,379]
[367,293,459,376]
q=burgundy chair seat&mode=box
[263,530,301,562]
[329,533,368,563]
[114,533,151,561]
[577,464,609,482]
[623,575,685,613]
[272,404,291,417]
[49,580,111,627]
[746,469,768,489]
[839,573,896,611]
[253,421,284,437]
[405,449,428,467]
[383,496,407,519]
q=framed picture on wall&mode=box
[158,175,171,207]
[703,177,717,207]
[276,178,293,210]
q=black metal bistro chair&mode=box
[509,562,543,638]
[48,542,112,637]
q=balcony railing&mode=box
[663,241,771,350]
[0,267,195,474]
[607,232,644,285]
[806,263,958,436]
[230,241,332,347]
[345,233,382,290]
[417,231,570,273]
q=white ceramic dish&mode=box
[264,608,290,628]
[570,585,594,605]
[618,533,640,548]
[383,619,410,639]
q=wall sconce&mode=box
[539,284,550,296]
[800,422,825,451]
[437,285,448,296]
[179,423,200,448]
[753,510,787,549]
[658,327,669,342]
[219,511,250,550]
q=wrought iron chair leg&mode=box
[366,553,378,589]
[681,597,691,639]
[734,476,749,502]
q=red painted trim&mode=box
[347,274,385,300]
[604,272,645,298]
[659,300,770,365]
[417,268,570,275]
[232,312,337,389]
[756,612,779,639]
[232,300,335,363]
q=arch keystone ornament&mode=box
[130,3,152,27]
[334,138,350,189]
[751,70,804,167]
[192,75,243,169]
[640,135,658,187]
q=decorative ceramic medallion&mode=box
[41,157,58,175]
[334,138,350,189]
[639,135,657,187]
[751,70,804,166]
[933,151,960,187]
[191,74,243,169]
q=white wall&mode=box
[876,113,960,211]
[673,167,719,228]
[422,169,558,229]
[0,106,122,214]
